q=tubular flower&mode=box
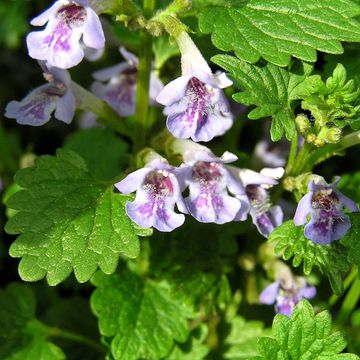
[260,274,316,317]
[156,31,233,142]
[89,47,163,118]
[26,0,105,69]
[5,62,75,126]
[232,167,284,237]
[115,157,187,232]
[179,149,247,224]
[294,176,359,245]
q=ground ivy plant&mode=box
[1,0,360,358]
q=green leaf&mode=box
[338,173,360,205]
[91,269,192,360]
[153,35,180,70]
[64,127,128,181]
[252,300,359,359]
[341,213,360,274]
[0,283,65,360]
[299,63,360,132]
[269,220,350,294]
[198,0,360,67]
[325,45,360,87]
[222,317,271,359]
[167,325,209,360]
[5,149,151,285]
[212,55,319,140]
[149,220,239,308]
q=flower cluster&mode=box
[294,176,359,245]
[83,47,163,123]
[260,269,316,316]
[6,0,359,246]
[116,144,283,234]
[5,62,75,126]
[156,32,233,142]
[26,0,105,69]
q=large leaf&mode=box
[212,55,320,140]
[0,283,65,360]
[5,149,151,285]
[269,220,350,294]
[64,127,128,181]
[251,300,359,359]
[91,269,193,360]
[198,0,360,67]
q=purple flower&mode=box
[115,157,187,232]
[90,47,163,118]
[26,0,105,69]
[156,32,233,142]
[294,177,359,245]
[260,274,316,317]
[231,167,284,237]
[5,62,75,126]
[179,149,247,224]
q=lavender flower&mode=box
[294,176,359,245]
[89,47,163,118]
[260,274,316,317]
[115,157,187,232]
[179,149,247,224]
[156,31,233,142]
[26,0,105,69]
[5,62,75,126]
[231,167,284,237]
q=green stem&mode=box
[288,142,314,176]
[134,0,155,152]
[335,275,360,326]
[48,326,107,354]
[285,134,298,175]
[305,130,360,172]
[329,266,358,308]
[71,82,131,137]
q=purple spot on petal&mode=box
[44,3,87,53]
[56,3,87,27]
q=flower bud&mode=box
[325,127,342,143]
[306,133,317,144]
[314,138,325,147]
[295,114,311,134]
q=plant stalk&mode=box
[71,82,131,137]
[48,326,107,354]
[134,0,156,152]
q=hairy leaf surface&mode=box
[91,269,192,360]
[199,0,360,66]
[212,55,320,140]
[5,149,151,285]
[269,220,350,294]
[251,300,359,359]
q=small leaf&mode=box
[153,35,180,70]
[252,300,359,360]
[198,0,360,67]
[212,55,318,140]
[167,325,209,360]
[0,283,65,360]
[341,213,360,274]
[222,317,271,359]
[301,63,360,130]
[269,220,350,294]
[5,149,151,285]
[91,269,192,360]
